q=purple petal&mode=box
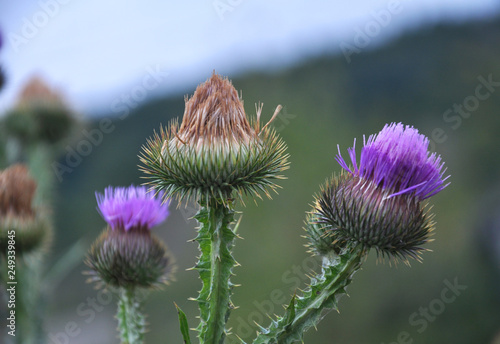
[96,185,170,231]
[336,123,450,200]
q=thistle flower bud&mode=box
[85,185,172,289]
[4,77,75,144]
[306,123,449,262]
[140,73,289,204]
[0,164,51,254]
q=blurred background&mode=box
[1,1,500,343]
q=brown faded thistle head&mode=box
[175,73,255,146]
[0,164,51,254]
[141,73,289,204]
[0,164,36,217]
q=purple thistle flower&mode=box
[96,185,169,231]
[336,122,450,200]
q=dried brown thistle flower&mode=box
[0,164,36,217]
[141,73,289,204]
[0,164,51,254]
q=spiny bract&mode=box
[140,73,289,204]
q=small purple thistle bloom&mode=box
[336,123,450,200]
[96,185,169,231]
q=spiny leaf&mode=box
[252,246,365,344]
[175,303,192,344]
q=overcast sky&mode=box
[0,0,499,117]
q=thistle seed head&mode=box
[140,73,289,204]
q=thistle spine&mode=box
[194,199,237,344]
[253,245,364,344]
[117,287,146,344]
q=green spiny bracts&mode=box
[308,172,434,263]
[85,228,171,289]
[194,200,237,344]
[116,287,146,344]
[0,164,52,255]
[253,245,365,344]
[304,210,339,257]
[140,73,289,204]
[0,215,52,255]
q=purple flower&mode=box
[96,185,169,231]
[336,122,449,200]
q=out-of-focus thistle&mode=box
[0,76,79,206]
[0,164,52,344]
[0,164,51,255]
[3,77,76,145]
[140,73,289,344]
[140,73,289,204]
[254,123,449,344]
[85,185,171,344]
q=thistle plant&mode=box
[0,77,79,204]
[0,75,82,344]
[85,185,172,344]
[77,72,450,344]
[140,73,289,343]
[253,122,450,343]
[0,164,52,344]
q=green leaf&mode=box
[175,303,192,344]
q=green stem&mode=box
[11,257,44,344]
[194,199,237,344]
[253,245,365,344]
[116,287,145,344]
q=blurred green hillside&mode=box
[47,16,500,344]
